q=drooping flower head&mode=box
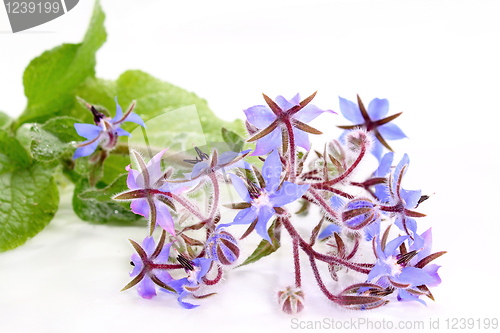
[163,256,214,309]
[220,150,309,243]
[244,93,336,156]
[73,96,146,159]
[338,95,405,161]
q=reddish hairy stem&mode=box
[155,190,206,221]
[202,264,223,286]
[293,238,301,288]
[311,135,367,189]
[284,120,297,183]
[280,216,371,274]
[306,187,339,220]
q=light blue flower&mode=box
[220,150,309,243]
[338,95,405,161]
[244,93,335,156]
[73,96,146,159]
[163,257,213,309]
[124,233,175,300]
[367,235,434,305]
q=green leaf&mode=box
[237,219,281,268]
[73,177,141,224]
[78,173,128,203]
[15,0,106,128]
[30,116,81,162]
[221,127,244,152]
[0,111,12,130]
[0,130,59,252]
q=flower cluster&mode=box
[74,93,445,312]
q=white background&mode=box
[1,0,500,332]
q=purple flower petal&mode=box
[243,105,276,128]
[384,235,410,257]
[367,98,389,120]
[330,195,347,211]
[269,182,309,207]
[72,139,100,159]
[232,207,258,225]
[190,161,209,179]
[262,149,282,193]
[130,253,142,276]
[192,258,212,283]
[364,219,381,241]
[112,96,123,123]
[395,217,417,236]
[124,112,147,129]
[74,123,102,140]
[255,205,275,243]
[156,200,175,236]
[142,236,156,256]
[126,164,141,190]
[416,228,433,261]
[137,275,157,299]
[318,224,341,240]
[275,95,299,111]
[378,123,407,140]
[116,127,131,137]
[401,188,421,209]
[339,97,364,124]
[398,289,426,306]
[131,198,149,218]
[397,267,434,286]
[218,151,239,165]
[293,127,310,151]
[177,291,199,309]
[251,127,281,156]
[146,148,169,184]
[375,152,394,177]
[294,104,335,123]
[367,261,392,282]
[422,264,441,287]
[229,174,251,203]
[391,154,410,197]
[156,242,173,264]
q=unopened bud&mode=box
[206,229,240,265]
[342,198,380,230]
[278,286,305,314]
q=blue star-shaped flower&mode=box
[367,235,435,305]
[73,96,146,159]
[338,95,406,161]
[221,150,309,243]
[244,93,335,156]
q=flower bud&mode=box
[342,198,380,230]
[278,286,305,314]
[206,229,240,265]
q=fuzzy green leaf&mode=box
[237,219,281,268]
[73,177,141,224]
[15,0,106,127]
[0,130,59,252]
[30,117,81,162]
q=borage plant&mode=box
[95,92,445,313]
